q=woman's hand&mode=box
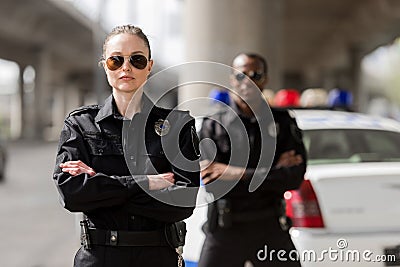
[60,160,96,177]
[148,172,175,190]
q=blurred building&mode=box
[1,0,400,140]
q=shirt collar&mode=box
[94,93,154,123]
[95,94,122,122]
[226,100,270,124]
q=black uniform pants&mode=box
[198,218,301,267]
[74,245,179,267]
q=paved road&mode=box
[0,141,79,267]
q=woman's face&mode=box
[103,33,153,95]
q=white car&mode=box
[184,110,400,267]
[286,109,400,266]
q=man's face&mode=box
[230,55,268,106]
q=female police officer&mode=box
[53,25,200,267]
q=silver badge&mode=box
[154,119,170,136]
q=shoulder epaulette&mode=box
[67,104,100,117]
[271,108,290,118]
[152,105,172,116]
[152,105,191,118]
[202,106,231,118]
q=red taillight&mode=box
[284,180,324,228]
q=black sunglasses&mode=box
[105,54,148,71]
[235,71,264,82]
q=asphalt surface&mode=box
[0,141,79,267]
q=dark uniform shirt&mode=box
[53,94,200,232]
[199,102,306,215]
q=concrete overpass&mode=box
[283,0,400,89]
[1,0,400,139]
[183,0,400,113]
[0,0,106,139]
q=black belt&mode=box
[231,209,278,223]
[88,228,169,247]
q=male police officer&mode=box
[198,53,306,267]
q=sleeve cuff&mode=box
[119,175,149,191]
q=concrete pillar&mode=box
[303,67,324,89]
[64,84,81,117]
[20,66,35,139]
[51,86,66,140]
[42,80,81,141]
[322,70,337,91]
[10,65,23,139]
[33,49,53,140]
[181,0,284,114]
[348,46,364,111]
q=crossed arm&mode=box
[200,149,303,185]
[60,160,174,190]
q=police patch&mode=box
[154,119,170,136]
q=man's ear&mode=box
[260,75,269,88]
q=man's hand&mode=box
[148,172,175,190]
[275,150,303,169]
[200,160,245,185]
[60,160,96,177]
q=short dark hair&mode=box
[234,52,268,75]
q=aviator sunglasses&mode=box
[105,54,148,71]
[235,71,264,82]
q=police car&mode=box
[184,110,400,267]
[286,109,400,266]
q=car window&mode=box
[303,129,400,165]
